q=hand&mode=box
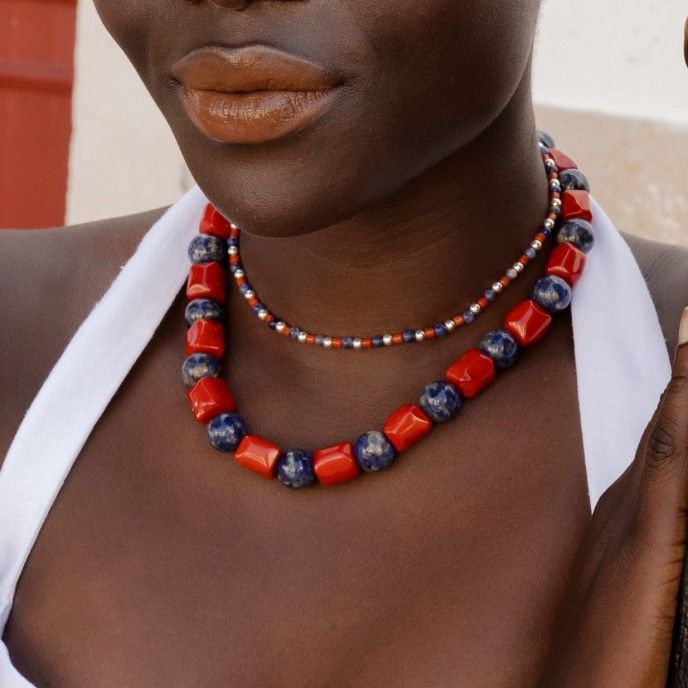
[536,307,688,687]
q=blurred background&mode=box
[1,0,687,243]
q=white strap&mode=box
[0,186,208,626]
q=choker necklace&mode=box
[182,131,594,489]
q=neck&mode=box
[235,77,547,347]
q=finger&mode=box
[634,306,688,544]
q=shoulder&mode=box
[0,206,169,468]
[619,230,688,357]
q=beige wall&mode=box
[66,0,688,246]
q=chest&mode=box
[2,295,591,688]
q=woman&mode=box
[1,3,688,686]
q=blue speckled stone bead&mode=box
[185,298,224,326]
[238,283,252,295]
[289,327,300,339]
[462,310,475,324]
[524,247,537,260]
[484,288,496,302]
[372,335,384,348]
[479,329,520,370]
[188,235,227,264]
[434,324,448,338]
[559,168,591,192]
[181,353,222,387]
[420,380,462,422]
[402,329,415,344]
[277,449,315,488]
[251,303,265,315]
[354,430,396,472]
[342,336,355,349]
[229,262,243,274]
[532,275,572,314]
[207,412,247,452]
[556,219,595,254]
[537,130,556,150]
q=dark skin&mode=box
[2,4,688,687]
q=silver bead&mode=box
[531,239,542,250]
[227,246,238,256]
[353,338,363,349]
[513,261,524,273]
[275,321,286,333]
[257,308,268,319]
[549,180,561,192]
[415,330,425,342]
[470,303,481,315]
[243,289,255,299]
[323,336,333,348]
[444,320,456,332]
[506,267,518,280]
[543,219,555,230]
[492,281,504,293]
[551,198,562,208]
[229,222,239,231]
[298,331,308,343]
[233,269,245,278]
[383,334,393,346]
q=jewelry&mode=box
[182,131,594,489]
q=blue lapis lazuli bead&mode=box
[556,219,595,254]
[207,412,247,452]
[238,283,252,295]
[402,329,415,344]
[268,319,280,330]
[251,303,265,314]
[434,324,448,338]
[227,237,239,248]
[537,130,556,149]
[420,380,461,422]
[354,431,396,472]
[342,336,355,349]
[524,247,537,260]
[185,298,224,326]
[181,353,222,387]
[484,288,496,302]
[188,235,227,264]
[462,310,475,324]
[479,329,520,370]
[559,168,591,192]
[228,262,243,274]
[277,449,315,488]
[289,327,300,339]
[532,275,572,314]
[315,335,325,347]
[372,335,384,348]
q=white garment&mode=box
[0,187,673,686]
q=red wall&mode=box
[0,0,77,229]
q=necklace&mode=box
[183,131,594,489]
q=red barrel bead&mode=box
[185,319,225,358]
[561,190,593,222]
[546,242,586,286]
[383,404,432,453]
[503,299,553,347]
[235,435,281,479]
[187,377,236,423]
[200,204,233,239]
[313,442,360,486]
[548,149,577,172]
[186,262,226,304]
[445,348,496,399]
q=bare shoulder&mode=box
[620,230,688,357]
[0,206,169,468]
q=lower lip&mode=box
[177,86,338,144]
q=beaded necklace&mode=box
[182,131,594,489]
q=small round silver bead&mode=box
[531,239,543,250]
[492,281,504,293]
[513,261,525,274]
[257,308,269,320]
[233,269,245,279]
[470,303,481,315]
[323,336,333,348]
[382,334,393,346]
[543,219,555,230]
[353,338,363,350]
[227,246,238,256]
[415,330,425,342]
[243,289,255,299]
[549,180,561,192]
[551,198,562,208]
[506,267,518,280]
[298,331,308,343]
[444,320,456,332]
[275,321,286,333]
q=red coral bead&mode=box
[187,377,236,423]
[561,190,593,222]
[445,348,496,399]
[200,204,233,239]
[383,404,433,453]
[548,149,577,172]
[503,299,553,347]
[546,242,587,287]
[185,319,225,358]
[313,442,360,486]
[235,435,281,479]
[186,262,226,304]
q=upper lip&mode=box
[170,44,343,93]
